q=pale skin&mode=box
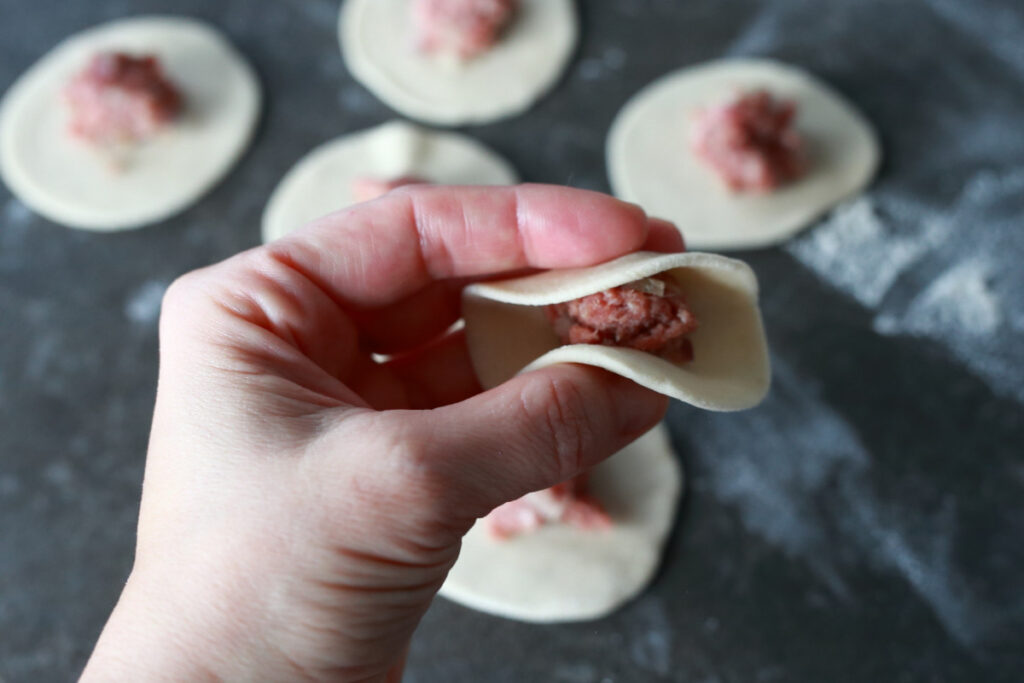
[81,185,684,682]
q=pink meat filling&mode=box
[64,52,182,144]
[545,275,698,364]
[412,0,518,59]
[487,473,611,539]
[690,90,805,192]
[351,176,427,203]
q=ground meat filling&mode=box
[486,472,611,539]
[351,175,427,203]
[545,275,699,364]
[690,90,805,193]
[412,0,518,60]
[64,52,182,144]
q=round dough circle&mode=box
[0,16,261,232]
[607,58,880,251]
[339,0,577,125]
[262,120,518,242]
[439,424,683,623]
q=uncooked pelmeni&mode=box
[339,0,577,125]
[439,423,682,622]
[607,58,881,251]
[463,251,771,411]
[0,16,261,231]
[261,120,517,242]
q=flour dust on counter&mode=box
[123,279,169,326]
[787,169,1024,406]
[684,355,1020,651]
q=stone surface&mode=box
[1,1,1023,681]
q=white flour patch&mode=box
[691,356,869,597]
[3,197,32,225]
[691,354,1005,643]
[43,460,74,491]
[840,489,995,649]
[627,599,673,676]
[871,168,1024,403]
[786,198,949,308]
[875,259,1002,337]
[926,0,1024,75]
[24,335,58,381]
[579,47,625,82]
[338,85,376,113]
[124,280,169,325]
[1,198,33,260]
[726,6,784,55]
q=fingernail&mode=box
[648,217,678,232]
[647,217,687,253]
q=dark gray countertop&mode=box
[2,1,1023,681]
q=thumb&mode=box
[401,364,668,518]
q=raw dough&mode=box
[439,423,682,622]
[463,251,771,411]
[262,120,518,242]
[0,16,261,232]
[339,0,577,125]
[607,58,880,251]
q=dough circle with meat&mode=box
[261,120,517,243]
[439,423,682,622]
[463,251,771,411]
[607,58,880,251]
[0,16,261,231]
[339,0,577,125]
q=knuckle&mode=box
[159,270,205,326]
[520,374,592,482]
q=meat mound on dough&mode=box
[412,0,518,60]
[64,52,182,145]
[487,472,611,539]
[545,275,698,364]
[690,90,805,192]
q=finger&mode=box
[344,354,412,411]
[385,364,668,518]
[270,184,657,309]
[384,329,481,409]
[643,217,686,253]
[351,281,462,355]
[357,217,683,356]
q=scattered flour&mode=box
[579,47,626,82]
[1,199,33,263]
[627,599,672,676]
[691,356,999,647]
[840,489,995,649]
[692,356,870,598]
[3,197,31,225]
[872,169,1024,403]
[42,460,74,490]
[926,0,1024,75]
[726,5,785,55]
[338,85,376,114]
[124,280,169,325]
[875,259,1002,337]
[786,198,949,308]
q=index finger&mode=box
[267,184,664,309]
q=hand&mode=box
[82,185,682,682]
